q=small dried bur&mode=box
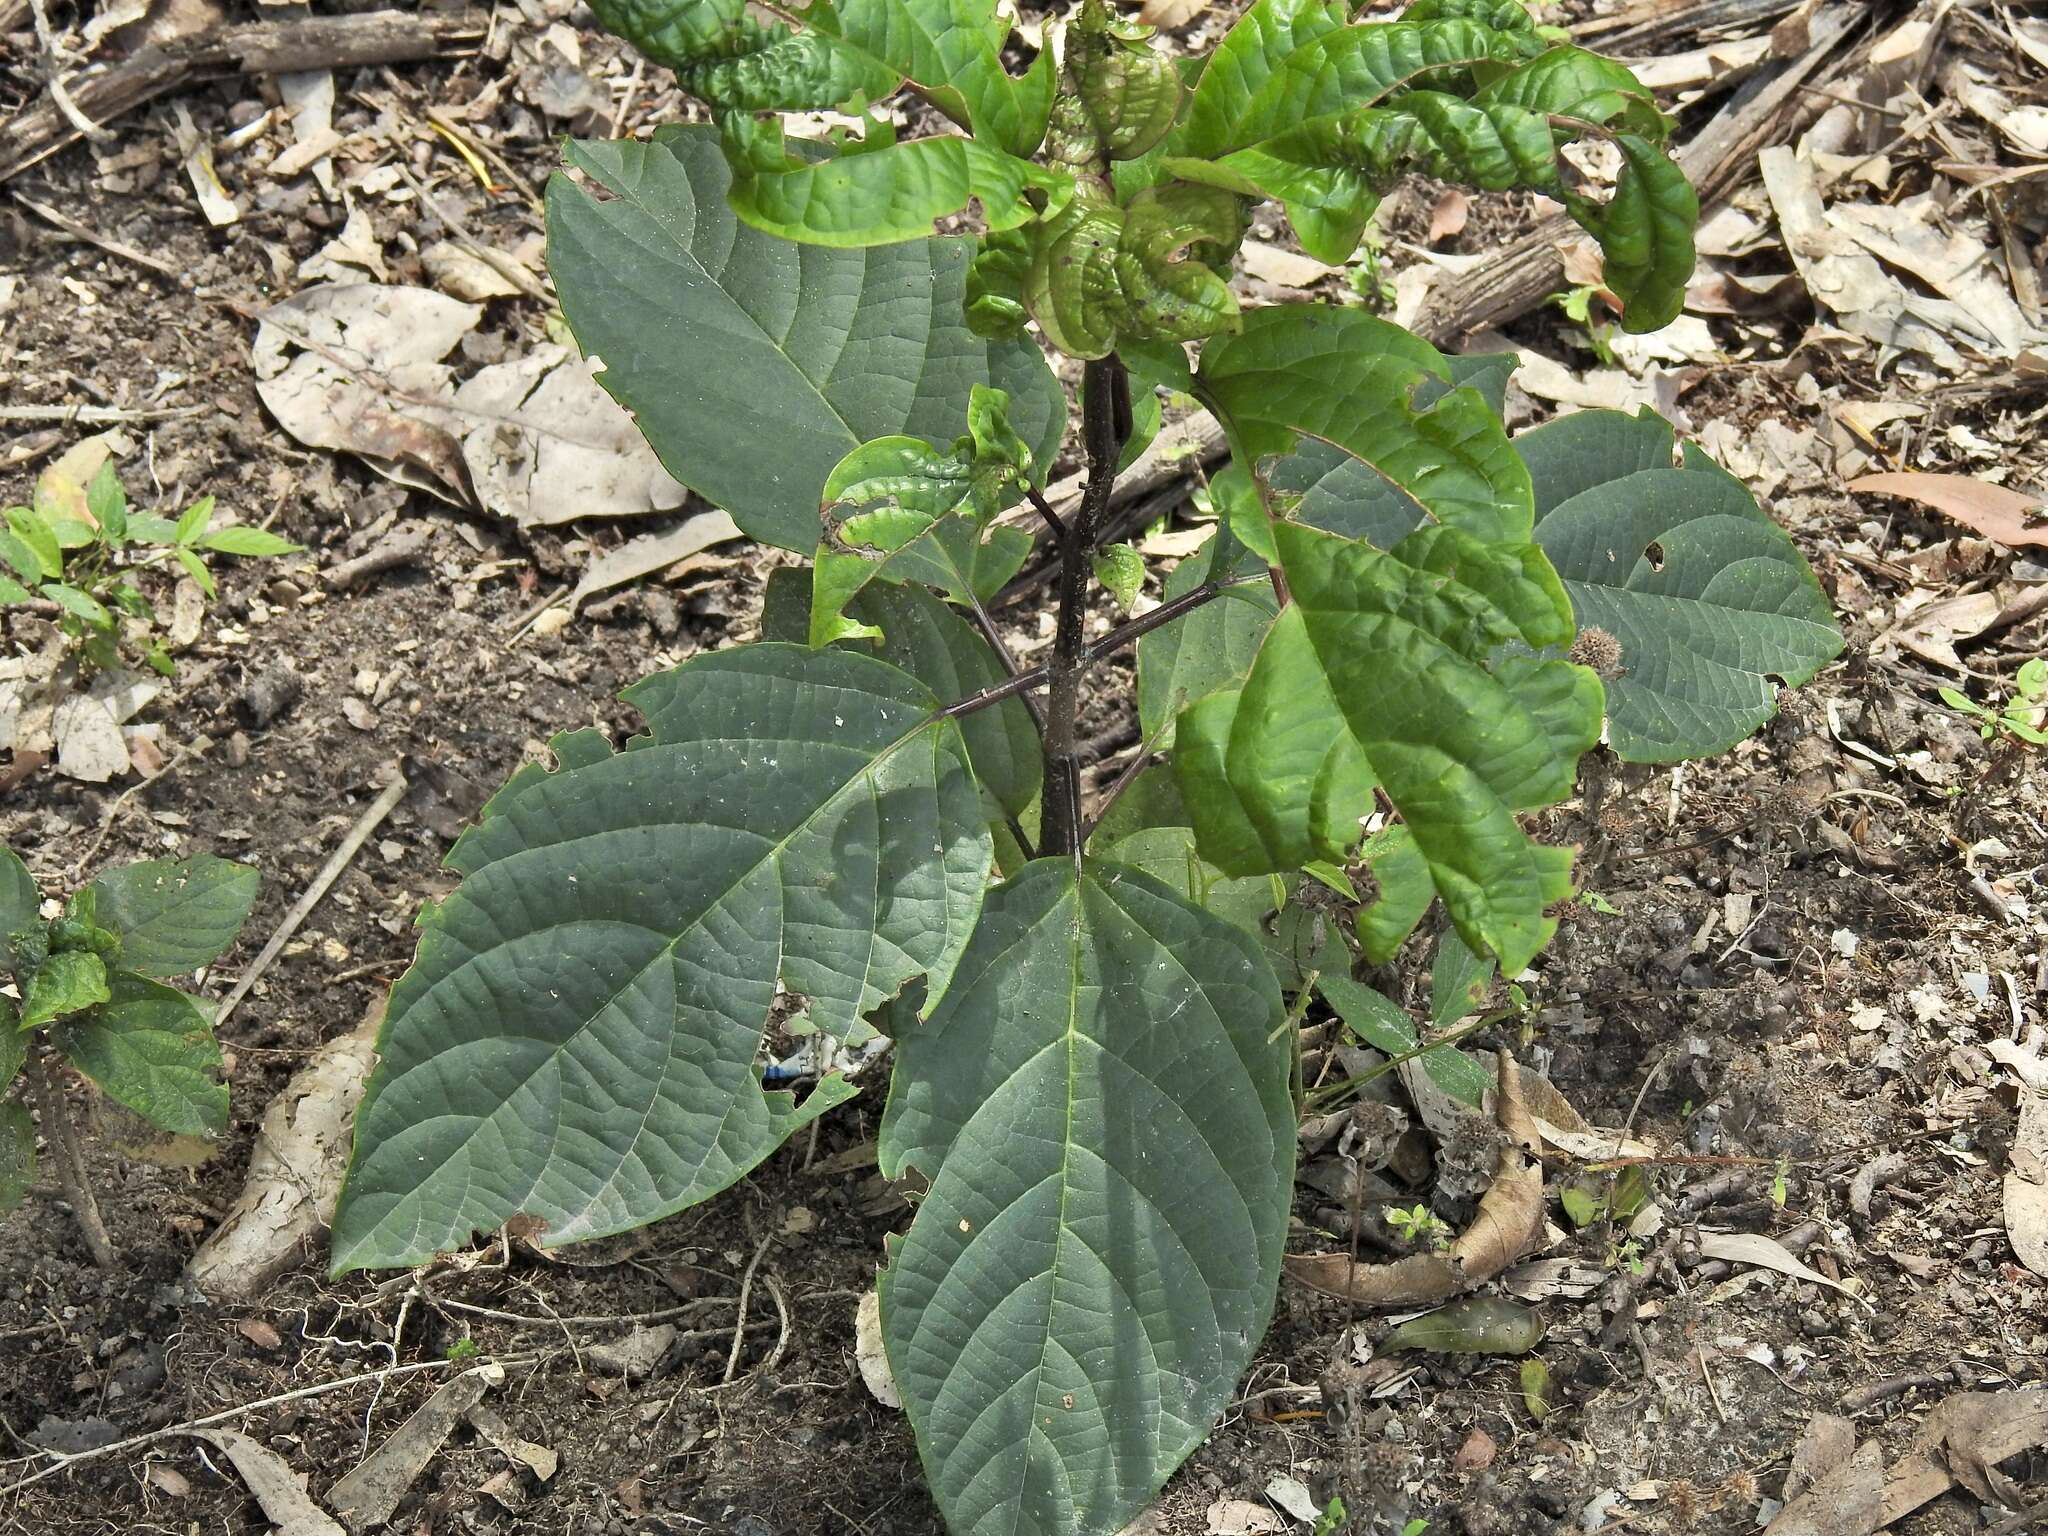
[1570,625,1626,679]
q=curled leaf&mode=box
[1380,1294,1544,1355]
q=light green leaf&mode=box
[763,570,1042,820]
[1352,824,1432,964]
[1136,521,1278,749]
[1068,2,1184,161]
[1178,521,1600,973]
[40,583,111,627]
[86,461,127,543]
[878,859,1293,1536]
[0,1102,33,1218]
[173,495,216,545]
[812,384,1035,646]
[1317,973,1489,1108]
[1517,409,1842,761]
[194,525,301,557]
[1092,543,1145,612]
[1023,182,1244,360]
[56,972,226,1136]
[21,951,111,1031]
[86,857,259,978]
[333,644,993,1271]
[720,114,1072,247]
[0,527,43,585]
[0,847,40,956]
[547,124,1066,553]
[0,575,30,605]
[1196,306,1532,544]
[174,547,216,598]
[5,508,62,581]
[589,0,1055,157]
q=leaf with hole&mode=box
[86,857,260,979]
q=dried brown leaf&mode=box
[1848,471,2048,550]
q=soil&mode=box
[1,3,2045,1535]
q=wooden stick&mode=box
[0,9,485,186]
[214,769,409,1029]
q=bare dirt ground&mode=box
[1,2,2044,1534]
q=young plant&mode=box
[1,846,259,1268]
[1940,657,2047,747]
[3,453,299,681]
[332,1,1842,1530]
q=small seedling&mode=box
[1550,283,1619,367]
[1940,658,2047,746]
[1387,1203,1454,1252]
[0,845,258,1268]
[445,1336,483,1363]
[2,452,299,680]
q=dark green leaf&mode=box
[57,972,226,1136]
[1196,306,1533,547]
[1518,409,1843,760]
[547,124,1066,552]
[1177,521,1600,973]
[85,857,259,978]
[1352,824,1432,965]
[1318,973,1489,1107]
[762,570,1041,820]
[0,847,40,956]
[1136,521,1277,747]
[333,644,993,1271]
[21,951,111,1031]
[1428,926,1494,1027]
[878,860,1293,1536]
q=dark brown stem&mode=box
[1038,355,1128,860]
[937,572,1268,724]
[1024,486,1068,543]
[25,1048,115,1270]
[964,589,1044,733]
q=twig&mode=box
[11,190,180,279]
[26,0,111,144]
[758,1274,793,1377]
[23,1048,115,1271]
[214,769,409,1028]
[390,163,550,303]
[721,1232,775,1385]
[430,1296,736,1330]
[0,403,206,424]
[0,1355,536,1497]
[964,587,1044,733]
[67,740,200,877]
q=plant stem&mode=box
[1038,355,1128,860]
[24,1047,116,1270]
[938,571,1268,723]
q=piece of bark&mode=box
[1,10,484,186]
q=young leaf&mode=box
[588,0,1056,159]
[86,461,128,544]
[5,508,62,581]
[1196,306,1532,547]
[1091,542,1145,611]
[1318,973,1490,1108]
[811,384,1035,646]
[332,644,993,1272]
[547,124,1066,552]
[85,856,260,978]
[56,972,227,1137]
[173,495,216,546]
[21,951,112,1031]
[1517,409,1842,761]
[878,860,1293,1536]
[0,1102,33,1219]
[1428,925,1494,1027]
[1177,521,1601,973]
[40,584,113,628]
[174,547,217,599]
[763,571,1042,819]
[194,526,302,557]
[0,847,39,953]
[1067,2,1184,161]
[719,113,1074,247]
